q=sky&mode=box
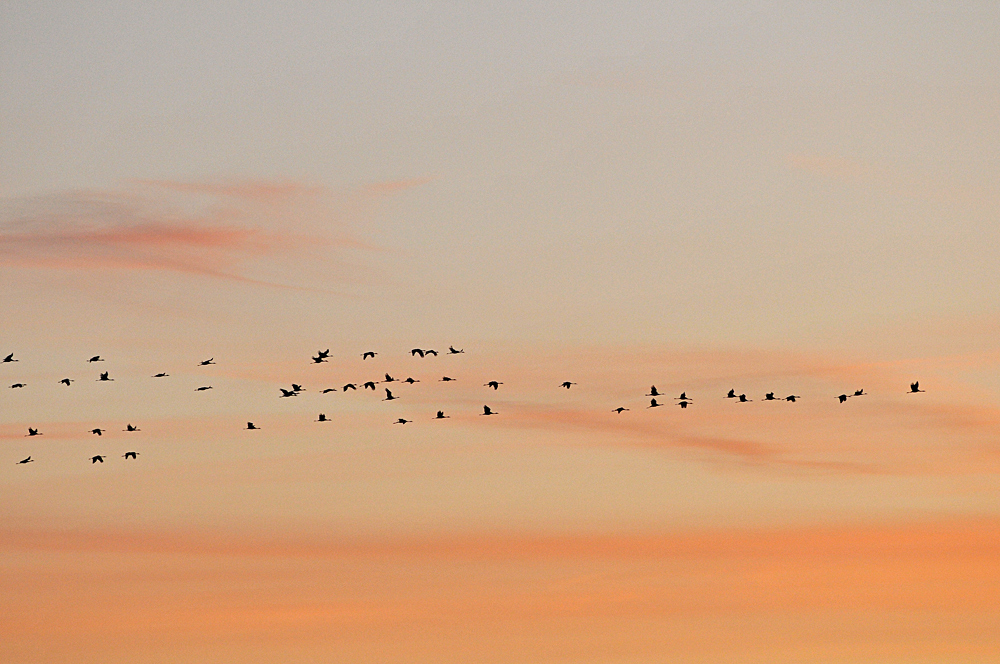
[2,3,1000,662]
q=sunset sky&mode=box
[3,3,1000,663]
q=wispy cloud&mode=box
[0,177,428,288]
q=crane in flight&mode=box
[737,394,751,403]
[613,407,629,414]
[26,428,41,437]
[434,411,450,419]
[560,381,577,389]
[485,381,502,390]
[384,388,398,401]
[200,358,216,366]
[311,355,327,364]
[279,388,297,398]
[676,392,691,401]
[909,381,925,393]
[124,424,140,432]
[152,372,168,378]
[90,455,106,463]
[343,383,357,391]
[424,349,438,356]
[362,351,377,360]
[785,395,800,402]
[647,386,661,397]
[316,414,329,422]
[91,428,105,436]
[481,405,496,416]
[394,418,412,424]
[677,400,690,409]
[196,386,213,391]
[440,376,456,382]
[321,387,338,393]
[59,378,74,386]
[88,356,104,363]
[648,398,663,408]
[17,456,33,464]
[122,452,139,460]
[763,392,777,401]
[853,389,867,396]
[246,422,259,430]
[448,346,464,354]
[97,372,113,382]
[403,377,420,384]
[2,353,17,363]
[10,383,26,389]
[726,389,736,399]
[411,348,425,357]
[383,373,396,383]
[837,394,849,403]
[363,381,378,390]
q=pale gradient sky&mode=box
[2,3,1000,663]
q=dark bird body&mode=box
[59,378,73,386]
[123,452,139,459]
[434,411,449,419]
[200,358,215,366]
[10,383,25,388]
[647,386,661,397]
[838,394,849,403]
[613,407,629,414]
[91,428,105,436]
[909,381,925,393]
[321,388,337,393]
[196,386,213,391]
[481,405,496,416]
[153,373,168,378]
[485,381,502,390]
[124,424,140,432]
[384,388,398,401]
[26,428,41,436]
[88,356,104,363]
[560,381,577,389]
[362,351,377,360]
[394,418,411,424]
[448,346,464,354]
[2,353,17,363]
[648,399,662,408]
[343,383,357,391]
[726,389,736,399]
[246,422,259,430]
[17,456,33,464]
[90,455,105,463]
[97,372,113,382]
[737,394,751,402]
[316,414,329,422]
[363,381,378,390]
[440,376,456,382]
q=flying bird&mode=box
[91,428,105,436]
[152,372,168,378]
[383,373,396,383]
[316,414,329,422]
[279,388,297,398]
[560,381,577,389]
[246,422,259,430]
[88,356,104,363]
[124,424,140,432]
[853,389,867,397]
[737,394,751,403]
[200,358,215,366]
[726,389,736,399]
[676,392,691,401]
[448,346,464,354]
[677,400,690,408]
[403,377,420,384]
[909,381,925,393]
[613,407,629,414]
[440,376,456,382]
[90,455,105,463]
[785,395,800,402]
[481,405,496,416]
[424,349,438,356]
[97,372,113,381]
[311,355,327,364]
[362,351,377,360]
[764,392,777,401]
[485,381,502,390]
[411,348,425,357]
[316,349,330,359]
[196,386,213,391]
[122,452,139,460]
[384,388,398,401]
[394,418,412,424]
[648,398,662,408]
[17,456,33,464]
[838,394,849,403]
[2,353,17,363]
[321,388,338,393]
[10,383,26,389]
[291,384,305,393]
[26,428,41,437]
[343,383,358,391]
[647,386,661,397]
[434,411,450,419]
[59,378,74,386]
[363,381,378,390]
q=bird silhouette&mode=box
[448,346,464,354]
[196,386,213,391]
[560,381,577,389]
[311,355,327,364]
[97,372,113,382]
[2,353,17,363]
[648,398,662,408]
[726,389,736,399]
[434,411,450,419]
[291,384,305,393]
[394,418,412,424]
[403,377,420,384]
[785,395,800,402]
[485,381,502,390]
[88,356,104,363]
[343,383,357,391]
[362,351,377,360]
[124,424,140,432]
[152,372,169,378]
[10,383,26,389]
[440,376,456,382]
[424,349,438,356]
[737,394,751,403]
[200,358,215,366]
[853,389,867,397]
[481,405,496,415]
[321,388,338,393]
[59,378,74,386]
[647,386,661,397]
[363,381,378,390]
[384,388,398,401]
[91,428,105,436]
[17,456,33,464]
[122,452,139,460]
[909,381,925,393]
[677,400,690,409]
[26,428,41,436]
[316,349,330,359]
[837,394,849,403]
[279,388,297,398]
[676,392,691,401]
[383,373,396,383]
[246,422,259,430]
[90,455,105,463]
[613,407,629,413]
[411,348,425,357]
[764,392,777,401]
[316,414,329,422]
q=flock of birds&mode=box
[3,349,928,466]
